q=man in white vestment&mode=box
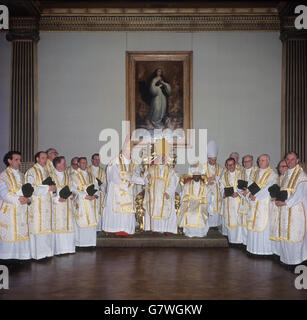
[276,181,307,265]
[237,155,257,245]
[246,154,277,255]
[275,152,307,265]
[220,152,242,178]
[143,142,179,235]
[0,151,31,260]
[66,157,79,178]
[102,137,144,237]
[219,157,242,243]
[88,153,107,232]
[71,157,98,246]
[204,140,222,228]
[50,156,76,255]
[269,159,288,256]
[25,151,56,259]
[178,165,213,237]
[46,148,58,176]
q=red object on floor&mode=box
[115,231,131,238]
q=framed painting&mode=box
[126,51,193,146]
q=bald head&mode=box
[258,154,270,169]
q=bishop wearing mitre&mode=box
[25,151,56,259]
[0,151,32,260]
[178,164,213,237]
[88,153,107,232]
[71,157,98,247]
[50,156,76,255]
[102,136,144,237]
[143,139,179,235]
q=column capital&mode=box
[279,10,307,42]
[6,17,40,42]
[280,30,307,42]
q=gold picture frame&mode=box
[126,51,193,146]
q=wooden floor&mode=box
[1,247,307,300]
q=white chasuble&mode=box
[279,165,307,243]
[204,163,222,215]
[25,163,54,259]
[51,170,75,255]
[237,166,257,245]
[247,167,277,233]
[245,167,277,256]
[269,175,284,256]
[88,165,106,231]
[102,154,144,234]
[112,154,136,215]
[219,169,243,244]
[46,159,55,176]
[51,170,74,234]
[144,164,178,233]
[178,180,211,229]
[145,165,174,220]
[238,167,257,219]
[219,169,240,229]
[25,164,53,235]
[66,166,77,178]
[0,168,31,260]
[269,176,283,240]
[71,168,98,229]
[0,168,29,243]
[282,181,307,264]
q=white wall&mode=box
[0,34,11,171]
[193,32,282,167]
[35,32,281,171]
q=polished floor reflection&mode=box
[0,247,307,300]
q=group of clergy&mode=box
[203,146,307,266]
[0,137,306,266]
[0,149,106,261]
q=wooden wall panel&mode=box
[9,39,38,163]
[281,38,307,169]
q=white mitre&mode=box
[207,140,218,158]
